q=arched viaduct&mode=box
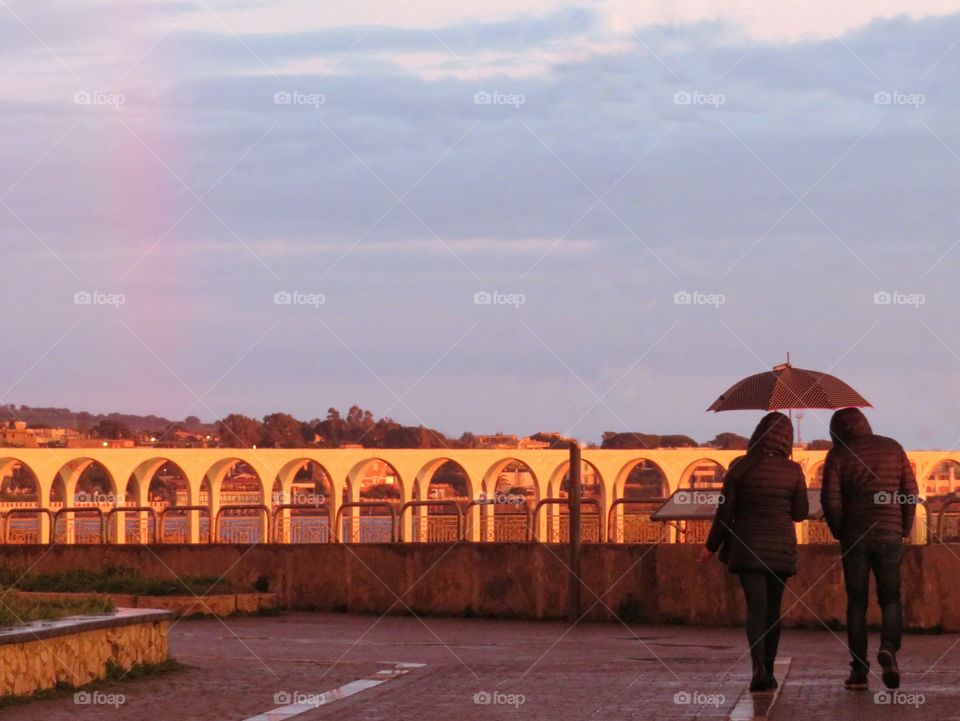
[0,448,951,544]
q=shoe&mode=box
[750,672,775,693]
[844,670,868,691]
[765,663,778,689]
[877,649,900,690]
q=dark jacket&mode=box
[820,408,918,542]
[705,412,809,576]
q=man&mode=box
[820,408,918,692]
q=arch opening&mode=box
[274,460,333,543]
[0,459,41,543]
[612,459,670,543]
[412,459,471,542]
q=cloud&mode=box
[3,5,960,445]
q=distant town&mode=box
[0,404,833,451]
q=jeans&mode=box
[841,535,903,673]
[738,572,787,677]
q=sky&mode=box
[3,0,960,448]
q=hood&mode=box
[747,412,793,457]
[829,407,873,444]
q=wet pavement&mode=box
[5,612,960,720]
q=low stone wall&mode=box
[0,609,172,697]
[17,592,278,617]
[0,544,957,630]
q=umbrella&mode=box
[707,362,871,412]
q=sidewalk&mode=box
[5,613,958,720]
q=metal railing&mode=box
[2,508,53,544]
[53,507,105,544]
[606,499,669,543]
[335,501,398,543]
[465,499,533,542]
[214,504,271,543]
[936,493,960,543]
[105,506,158,544]
[271,504,331,544]
[159,505,211,544]
[400,500,464,542]
[534,498,602,543]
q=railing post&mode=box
[568,444,582,622]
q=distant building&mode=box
[66,438,136,449]
[0,421,80,448]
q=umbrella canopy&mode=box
[707,363,871,412]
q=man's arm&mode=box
[820,452,843,539]
[899,450,919,537]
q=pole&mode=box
[568,443,582,622]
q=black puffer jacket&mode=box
[706,412,809,576]
[820,408,918,542]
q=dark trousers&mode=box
[841,536,903,673]
[738,572,787,676]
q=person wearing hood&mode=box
[699,412,809,692]
[820,408,918,692]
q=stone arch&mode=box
[544,458,605,542]
[202,457,267,543]
[272,458,334,543]
[807,461,826,489]
[345,457,404,502]
[614,458,670,500]
[481,458,539,542]
[0,457,41,504]
[342,458,403,543]
[414,458,473,501]
[679,458,727,488]
[0,457,42,543]
[55,458,118,505]
[925,457,960,497]
[482,457,540,500]
[411,458,473,542]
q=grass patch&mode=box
[9,567,237,597]
[0,658,188,708]
[0,590,115,627]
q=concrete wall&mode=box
[0,544,957,631]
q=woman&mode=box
[699,412,809,692]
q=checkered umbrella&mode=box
[707,363,871,412]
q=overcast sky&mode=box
[3,0,960,448]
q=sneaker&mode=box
[844,670,868,690]
[877,649,900,690]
